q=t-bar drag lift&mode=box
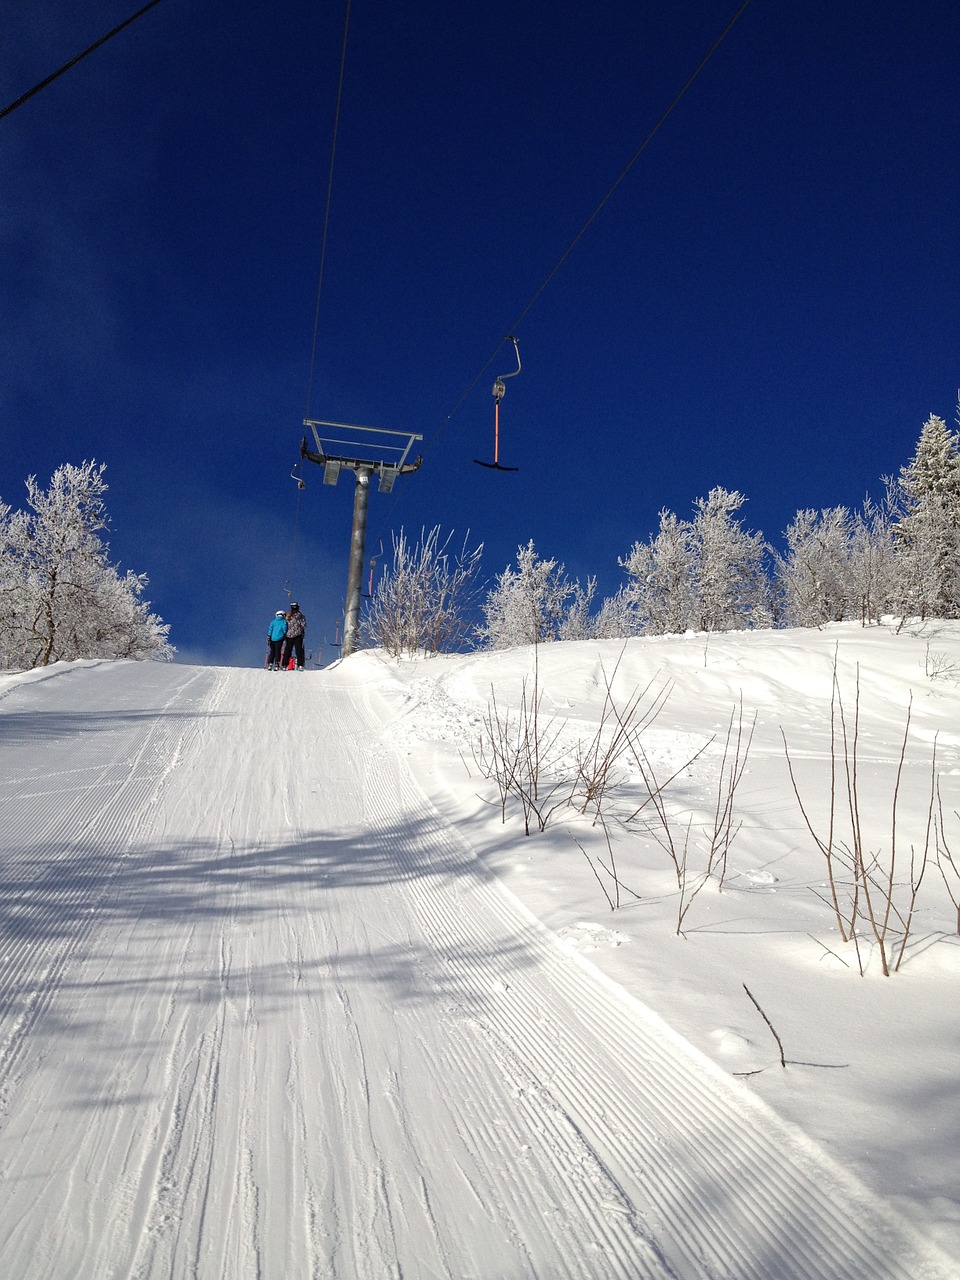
[474,335,521,472]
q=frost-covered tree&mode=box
[620,510,692,634]
[889,412,960,619]
[621,489,769,634]
[360,526,483,657]
[848,495,897,624]
[478,541,583,649]
[0,461,173,669]
[776,507,855,626]
[592,585,642,639]
[690,488,769,631]
[558,577,598,641]
[0,501,31,661]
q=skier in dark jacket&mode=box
[282,603,307,670]
[266,611,287,669]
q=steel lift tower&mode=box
[300,420,423,658]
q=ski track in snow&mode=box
[0,661,953,1279]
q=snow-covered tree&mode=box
[776,507,855,626]
[620,510,693,635]
[360,526,483,657]
[478,541,583,649]
[0,502,30,661]
[689,488,770,632]
[848,495,897,625]
[621,489,769,635]
[592,585,642,639]
[0,461,173,669]
[889,412,960,619]
[558,577,598,641]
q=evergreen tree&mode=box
[890,412,960,619]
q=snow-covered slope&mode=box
[0,631,957,1278]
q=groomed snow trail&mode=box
[0,662,950,1279]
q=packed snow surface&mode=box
[0,623,958,1278]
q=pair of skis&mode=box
[264,650,297,670]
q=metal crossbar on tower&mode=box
[301,419,422,657]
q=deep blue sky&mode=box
[2,1,958,664]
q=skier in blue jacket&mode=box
[266,611,287,669]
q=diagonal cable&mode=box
[425,0,754,452]
[1,0,165,123]
[304,0,352,421]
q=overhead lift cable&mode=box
[364,0,754,584]
[504,0,754,339]
[304,0,353,422]
[287,0,353,603]
[423,0,754,457]
[305,0,754,635]
[0,0,165,123]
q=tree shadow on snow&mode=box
[0,708,231,742]
[0,810,546,1032]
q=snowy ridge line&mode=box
[345,675,956,1279]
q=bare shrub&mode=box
[472,650,572,834]
[574,819,642,911]
[471,643,753,931]
[934,790,960,935]
[474,646,674,838]
[925,644,960,681]
[362,526,483,657]
[706,697,757,888]
[628,729,750,935]
[572,651,673,820]
[783,660,937,975]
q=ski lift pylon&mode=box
[474,336,521,472]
